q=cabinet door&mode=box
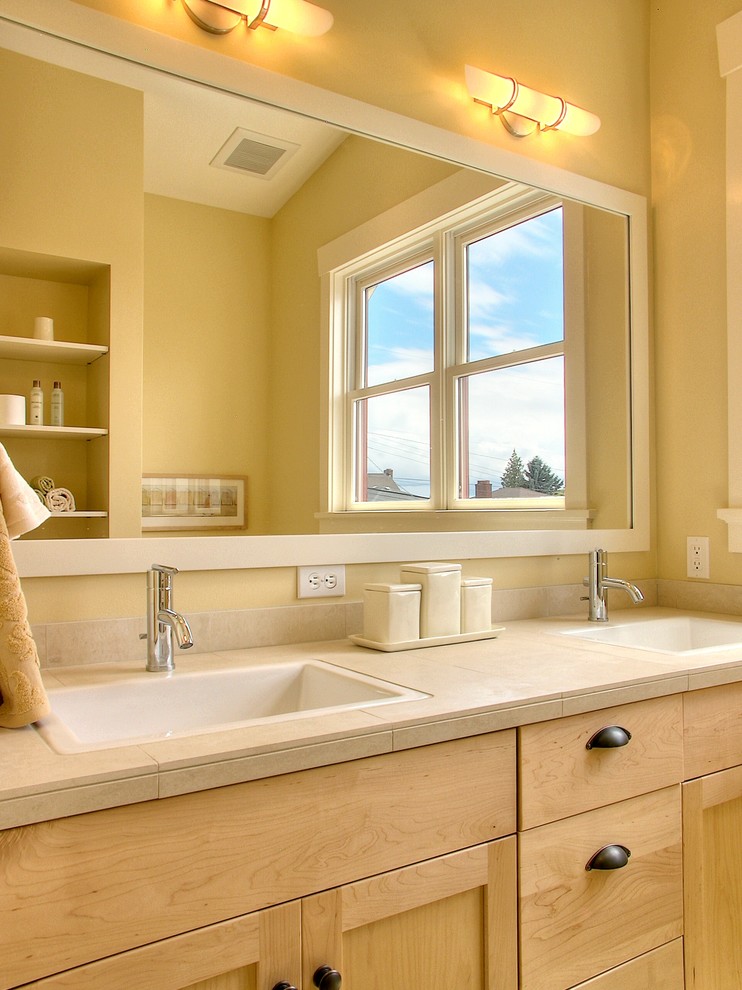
[684,765,742,989]
[22,902,300,990]
[301,838,516,990]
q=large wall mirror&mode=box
[0,2,649,576]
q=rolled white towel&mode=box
[30,475,55,494]
[45,487,76,513]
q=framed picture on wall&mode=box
[141,474,247,530]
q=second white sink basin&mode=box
[35,659,428,753]
[562,614,742,655]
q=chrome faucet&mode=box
[583,549,644,622]
[144,564,194,672]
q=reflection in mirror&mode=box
[317,172,630,532]
[0,16,636,557]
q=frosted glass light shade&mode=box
[182,0,333,36]
[262,0,333,35]
[465,65,600,137]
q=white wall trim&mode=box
[717,11,742,551]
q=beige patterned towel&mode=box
[0,444,51,727]
[0,506,49,727]
[0,455,51,537]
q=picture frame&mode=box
[141,474,247,531]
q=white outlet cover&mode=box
[687,536,710,579]
[297,564,346,598]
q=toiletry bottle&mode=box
[51,381,64,427]
[30,380,43,426]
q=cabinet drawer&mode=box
[519,786,683,990]
[519,696,683,828]
[569,939,684,989]
[684,681,742,778]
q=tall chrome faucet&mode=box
[145,564,194,672]
[583,549,644,622]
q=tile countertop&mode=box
[3,606,742,830]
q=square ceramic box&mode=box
[363,582,421,644]
[400,562,462,638]
[461,576,493,633]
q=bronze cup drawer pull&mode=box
[272,984,298,990]
[585,725,632,750]
[585,843,632,871]
[314,966,342,990]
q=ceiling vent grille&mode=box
[210,127,300,180]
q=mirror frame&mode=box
[1,0,649,576]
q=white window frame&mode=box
[319,178,589,527]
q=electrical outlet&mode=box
[297,564,346,598]
[687,536,710,579]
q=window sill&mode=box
[317,508,593,534]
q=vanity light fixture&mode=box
[464,64,600,137]
[181,0,333,37]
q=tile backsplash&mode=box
[32,581,672,667]
[37,576,734,670]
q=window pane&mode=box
[354,387,430,502]
[458,358,565,498]
[365,260,434,387]
[466,208,564,362]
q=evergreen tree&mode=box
[524,456,564,495]
[501,449,526,489]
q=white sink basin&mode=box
[561,614,742,655]
[35,660,428,753]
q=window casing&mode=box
[324,183,588,524]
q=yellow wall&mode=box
[649,0,742,584]
[7,1,667,623]
[269,135,457,534]
[143,194,273,534]
[0,47,144,542]
[70,0,650,193]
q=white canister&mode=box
[400,562,462,639]
[0,394,26,425]
[363,582,421,644]
[461,577,493,633]
[33,316,54,340]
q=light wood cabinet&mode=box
[302,839,517,990]
[13,681,742,990]
[683,684,742,990]
[568,940,684,989]
[518,697,684,990]
[0,731,516,989]
[20,903,300,990]
[519,786,683,990]
[22,840,517,990]
[519,695,683,829]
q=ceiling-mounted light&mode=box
[464,65,600,138]
[181,0,333,37]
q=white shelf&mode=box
[0,424,107,440]
[48,511,108,518]
[0,334,108,365]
